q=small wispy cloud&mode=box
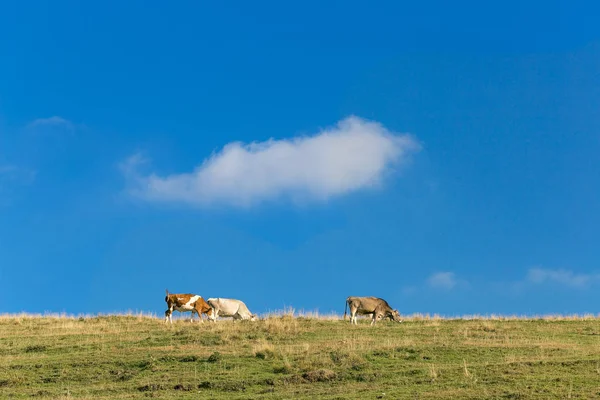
[401,271,467,296]
[0,165,18,175]
[0,165,36,205]
[401,286,418,296]
[526,268,600,288]
[123,116,420,208]
[427,272,460,290]
[27,116,75,131]
[402,267,600,298]
[120,152,149,177]
[0,165,36,183]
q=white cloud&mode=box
[526,268,600,288]
[124,116,420,207]
[427,272,459,290]
[27,116,74,131]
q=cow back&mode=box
[208,298,246,315]
[348,296,391,313]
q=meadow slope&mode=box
[1,313,600,399]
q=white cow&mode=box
[206,298,258,321]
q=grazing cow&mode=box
[206,298,257,321]
[344,296,403,326]
[164,289,213,324]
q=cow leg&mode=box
[165,307,174,325]
[194,307,204,323]
[371,311,380,326]
[354,309,362,325]
[371,313,381,326]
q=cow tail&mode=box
[343,299,348,320]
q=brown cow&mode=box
[164,289,213,324]
[344,296,402,326]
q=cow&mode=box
[206,298,258,321]
[344,296,403,326]
[164,289,213,324]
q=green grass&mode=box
[1,313,600,399]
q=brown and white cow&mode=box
[344,296,403,326]
[206,298,257,321]
[164,289,213,324]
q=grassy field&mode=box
[1,312,600,399]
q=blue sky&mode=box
[1,1,599,316]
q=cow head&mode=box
[250,314,258,321]
[388,309,403,323]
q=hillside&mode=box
[1,313,599,399]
